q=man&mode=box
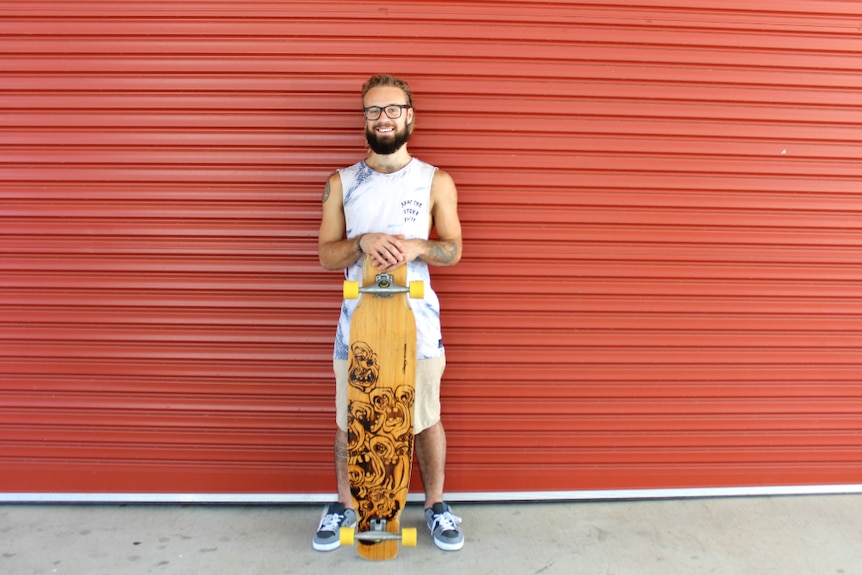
[314,73,464,552]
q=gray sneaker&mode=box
[313,503,356,551]
[425,502,464,551]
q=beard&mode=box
[365,122,412,155]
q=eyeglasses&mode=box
[363,104,411,121]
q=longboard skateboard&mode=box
[339,256,424,560]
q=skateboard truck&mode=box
[340,518,418,547]
[343,273,424,300]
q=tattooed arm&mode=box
[318,172,365,271]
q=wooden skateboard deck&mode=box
[343,256,420,560]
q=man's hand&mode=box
[361,233,408,271]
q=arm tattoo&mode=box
[429,241,458,264]
[321,181,331,204]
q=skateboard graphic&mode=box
[339,256,424,561]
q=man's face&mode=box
[363,86,414,155]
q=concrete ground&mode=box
[1,494,861,575]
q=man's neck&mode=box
[365,147,412,174]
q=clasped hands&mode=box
[359,233,423,271]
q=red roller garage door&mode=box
[1,0,860,500]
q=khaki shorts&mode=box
[334,353,445,435]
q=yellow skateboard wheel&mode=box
[339,526,355,546]
[408,280,424,299]
[401,527,417,547]
[343,280,360,299]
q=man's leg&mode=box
[312,429,356,551]
[417,420,464,551]
[332,359,353,507]
[334,428,353,506]
[415,420,446,508]
[312,359,356,552]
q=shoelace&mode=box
[318,512,344,533]
[431,510,462,533]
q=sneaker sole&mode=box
[313,538,341,552]
[434,537,464,551]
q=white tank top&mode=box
[333,158,444,360]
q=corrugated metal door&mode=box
[2,1,860,498]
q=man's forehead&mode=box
[363,86,408,105]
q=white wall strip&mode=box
[3,484,861,504]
